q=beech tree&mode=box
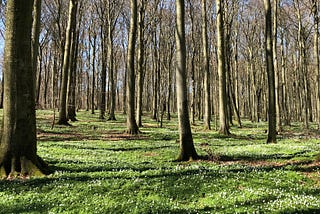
[265,0,277,143]
[126,0,140,134]
[175,0,199,161]
[216,0,230,135]
[202,0,210,130]
[57,0,78,125]
[0,0,51,178]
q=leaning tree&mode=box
[0,0,51,179]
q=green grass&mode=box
[0,110,320,213]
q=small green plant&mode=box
[0,110,319,213]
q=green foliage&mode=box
[0,110,319,213]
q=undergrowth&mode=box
[0,110,319,213]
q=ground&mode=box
[0,110,319,213]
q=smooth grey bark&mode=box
[202,0,211,130]
[175,0,199,161]
[32,0,42,106]
[265,0,277,143]
[58,0,77,125]
[216,0,230,135]
[126,0,140,134]
[136,0,146,127]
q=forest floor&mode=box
[0,110,320,213]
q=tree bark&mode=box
[202,0,211,130]
[32,0,42,106]
[216,0,230,135]
[175,0,199,161]
[58,0,77,125]
[136,0,146,127]
[67,8,79,122]
[265,0,277,143]
[126,0,140,134]
[313,0,320,129]
[273,0,281,132]
[1,0,51,178]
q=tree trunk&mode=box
[32,0,42,106]
[67,8,79,122]
[265,0,277,143]
[136,0,146,127]
[216,0,230,135]
[107,26,116,121]
[202,0,210,130]
[273,0,281,132]
[175,0,199,161]
[0,0,51,178]
[91,35,96,115]
[126,0,140,134]
[58,0,77,125]
[313,0,320,129]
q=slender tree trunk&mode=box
[91,35,96,115]
[136,1,146,127]
[313,0,320,129]
[67,8,79,122]
[58,0,77,125]
[202,0,210,130]
[152,32,159,121]
[273,0,281,132]
[32,0,42,106]
[216,0,230,135]
[99,26,107,119]
[107,25,116,121]
[126,0,140,134]
[175,0,199,161]
[265,0,277,143]
[1,0,51,178]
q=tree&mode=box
[57,0,77,125]
[32,0,42,105]
[67,0,80,122]
[264,0,277,143]
[0,0,51,178]
[216,0,230,135]
[202,0,211,130]
[136,0,147,127]
[313,0,320,129]
[175,0,199,161]
[126,0,140,134]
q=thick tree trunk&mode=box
[126,0,140,134]
[0,0,51,178]
[216,0,230,135]
[265,0,277,143]
[175,0,199,161]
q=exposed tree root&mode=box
[107,116,117,121]
[0,155,53,180]
[125,129,141,135]
[57,119,72,126]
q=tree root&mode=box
[0,155,53,180]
